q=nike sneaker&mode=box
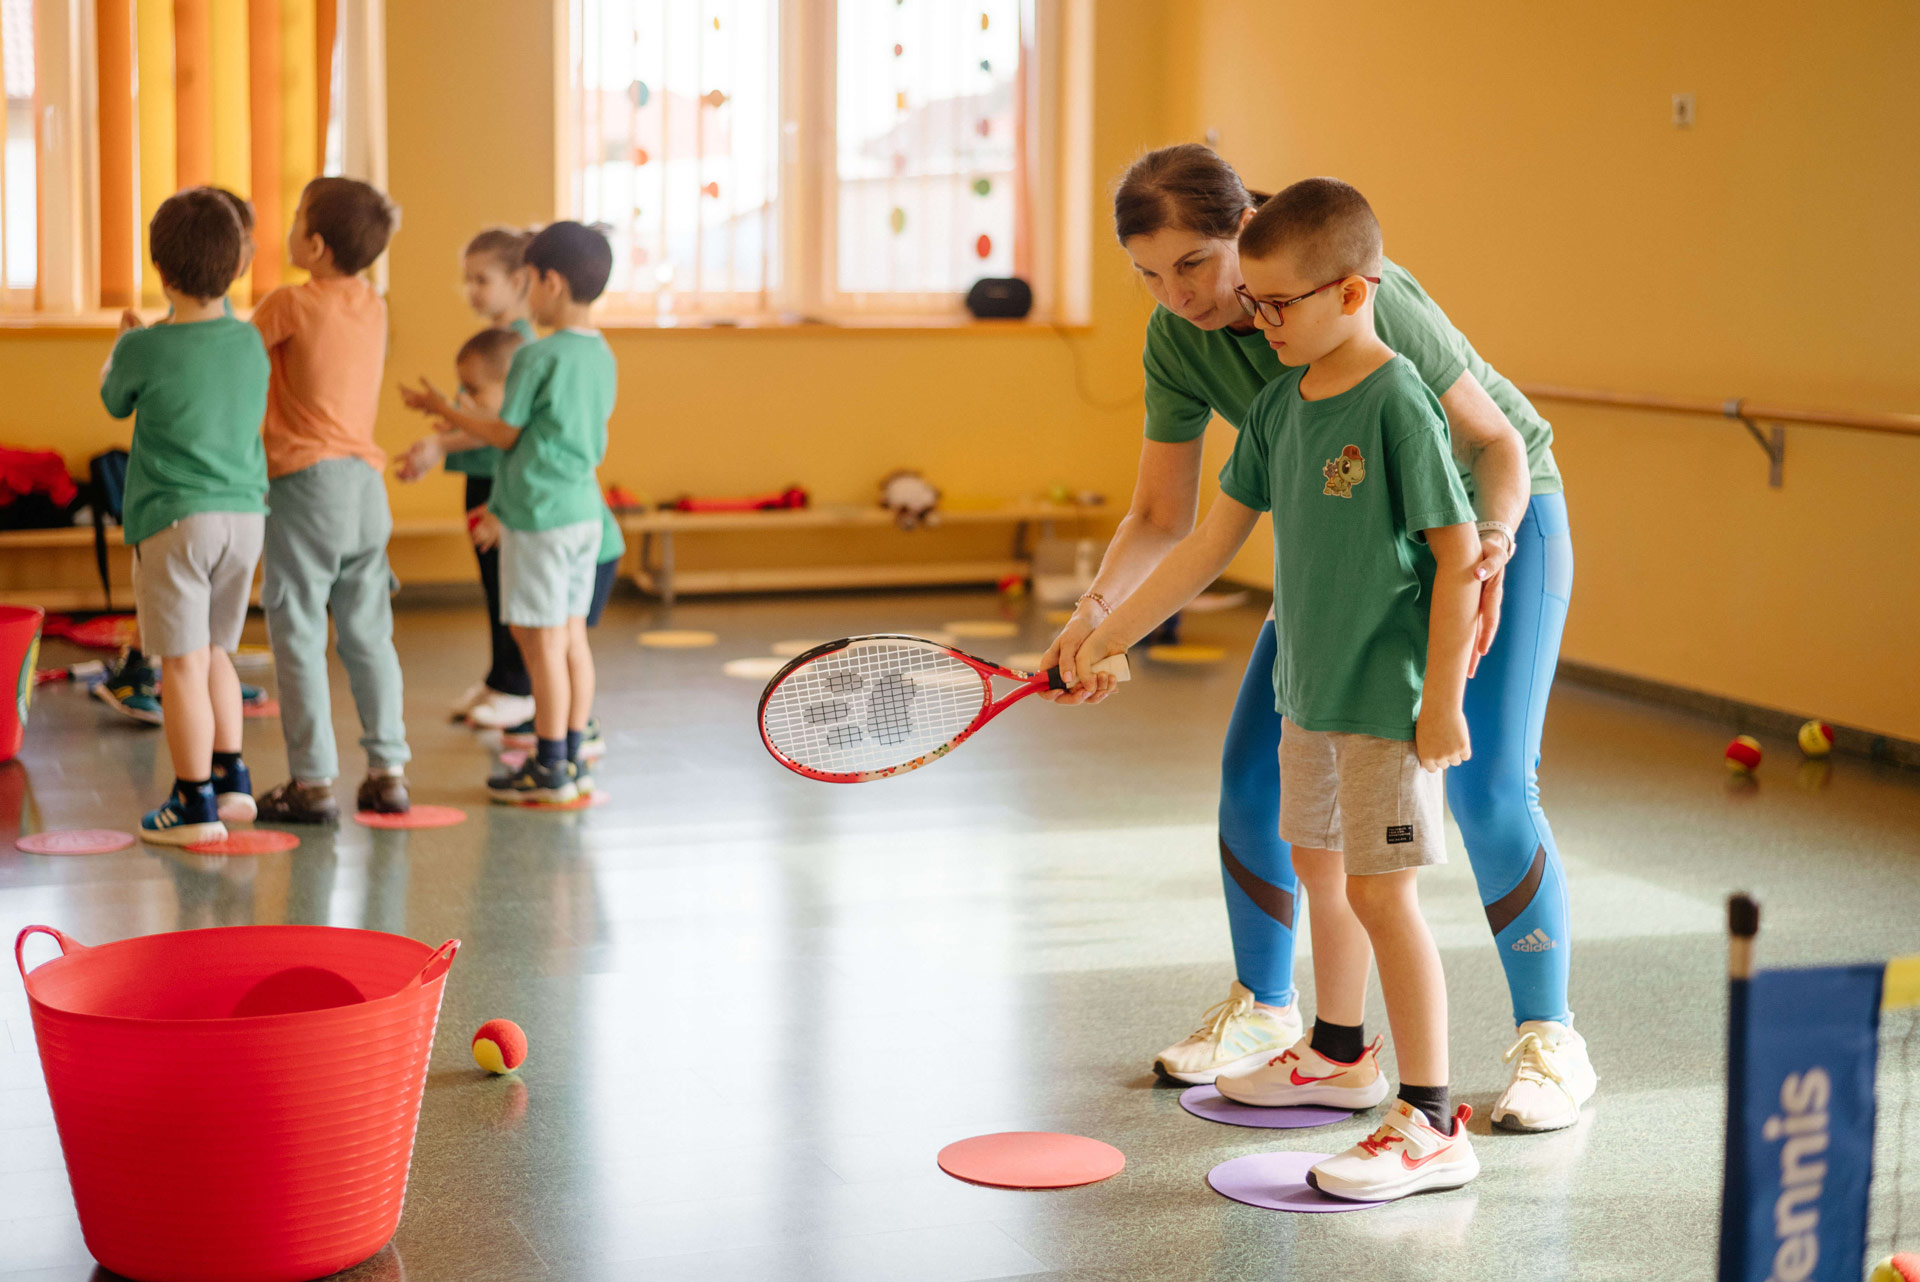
[1216,1033,1391,1109]
[1310,1100,1479,1202]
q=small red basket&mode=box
[15,924,458,1282]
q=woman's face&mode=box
[1123,224,1252,330]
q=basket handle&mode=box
[15,925,80,980]
[415,938,460,986]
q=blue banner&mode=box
[1720,963,1883,1282]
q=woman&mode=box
[1042,145,1591,1133]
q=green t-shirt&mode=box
[100,318,271,546]
[489,329,617,532]
[446,318,539,478]
[1217,355,1476,740]
[1143,258,1562,500]
[597,500,625,564]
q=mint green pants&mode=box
[264,458,410,781]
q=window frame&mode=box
[556,0,1085,329]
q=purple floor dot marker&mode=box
[1206,1151,1386,1213]
[1179,1085,1351,1130]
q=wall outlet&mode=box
[1673,93,1696,128]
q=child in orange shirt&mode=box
[252,177,412,824]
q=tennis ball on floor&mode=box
[472,1019,528,1074]
[1870,1254,1920,1282]
[1724,735,1763,774]
[1797,719,1834,758]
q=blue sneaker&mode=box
[210,758,256,824]
[488,757,578,805]
[140,782,226,847]
[93,649,163,725]
[240,682,270,708]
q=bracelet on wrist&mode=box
[1474,520,1516,556]
[1079,590,1113,619]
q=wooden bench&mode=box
[618,500,1110,605]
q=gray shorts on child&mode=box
[132,511,265,658]
[500,520,601,628]
[1277,717,1448,875]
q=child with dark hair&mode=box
[401,221,618,803]
[99,188,269,845]
[252,177,413,824]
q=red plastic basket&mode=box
[15,924,459,1282]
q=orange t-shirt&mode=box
[252,275,388,479]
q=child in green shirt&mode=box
[401,222,617,804]
[1076,179,1483,1203]
[100,189,270,846]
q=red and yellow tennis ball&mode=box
[1724,735,1763,774]
[472,1019,527,1074]
[1797,719,1834,758]
[1869,1254,1920,1282]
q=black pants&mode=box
[465,476,531,696]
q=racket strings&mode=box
[763,643,989,775]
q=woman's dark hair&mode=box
[1113,143,1268,244]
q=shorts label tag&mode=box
[1385,825,1413,845]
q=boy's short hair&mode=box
[1238,178,1383,280]
[465,226,534,271]
[204,186,254,232]
[456,326,525,382]
[301,176,400,275]
[149,188,245,299]
[524,221,613,303]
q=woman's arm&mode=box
[1437,370,1529,671]
[1040,436,1206,701]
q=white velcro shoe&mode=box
[1310,1100,1479,1202]
[449,681,490,721]
[1217,1033,1391,1109]
[1152,981,1303,1085]
[467,690,538,730]
[1490,1019,1598,1133]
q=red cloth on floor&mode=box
[0,448,79,507]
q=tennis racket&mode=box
[757,634,1131,783]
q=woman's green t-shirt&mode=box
[1141,257,1561,502]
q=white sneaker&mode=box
[1490,1019,1598,1133]
[1310,1099,1479,1202]
[1153,981,1303,1085]
[450,681,490,721]
[467,691,537,730]
[1217,1033,1392,1109]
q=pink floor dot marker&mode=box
[1179,1085,1351,1130]
[15,829,137,856]
[355,804,467,830]
[242,699,280,719]
[1205,1151,1386,1213]
[496,749,528,769]
[181,829,301,855]
[936,1132,1125,1190]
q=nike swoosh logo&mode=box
[1401,1145,1453,1170]
[1290,1068,1341,1086]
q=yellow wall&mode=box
[1168,0,1920,741]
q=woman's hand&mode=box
[1467,531,1511,677]
[1038,601,1109,704]
[1071,627,1131,701]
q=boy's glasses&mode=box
[1234,276,1381,327]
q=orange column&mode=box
[96,0,137,308]
[173,0,212,187]
[314,0,335,170]
[248,0,282,294]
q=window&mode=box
[1,0,37,306]
[561,0,1068,324]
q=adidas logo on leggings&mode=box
[1511,928,1556,953]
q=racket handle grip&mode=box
[1047,652,1131,691]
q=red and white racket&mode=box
[757,634,1130,783]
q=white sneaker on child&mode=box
[1217,1034,1391,1110]
[467,691,537,729]
[1153,981,1303,1085]
[449,682,490,720]
[1310,1100,1479,1202]
[1490,1020,1597,1132]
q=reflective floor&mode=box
[3,589,1917,1281]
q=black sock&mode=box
[1398,1083,1452,1134]
[565,729,583,762]
[174,777,211,802]
[536,737,566,767]
[1310,1017,1365,1065]
[212,750,242,777]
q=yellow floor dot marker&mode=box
[232,643,275,669]
[771,639,827,658]
[723,656,788,680]
[638,630,719,649]
[945,620,1019,639]
[1148,644,1227,665]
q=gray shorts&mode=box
[1278,717,1448,875]
[500,520,600,628]
[132,512,265,657]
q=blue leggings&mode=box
[1217,492,1575,1025]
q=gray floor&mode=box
[2,589,1917,1281]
